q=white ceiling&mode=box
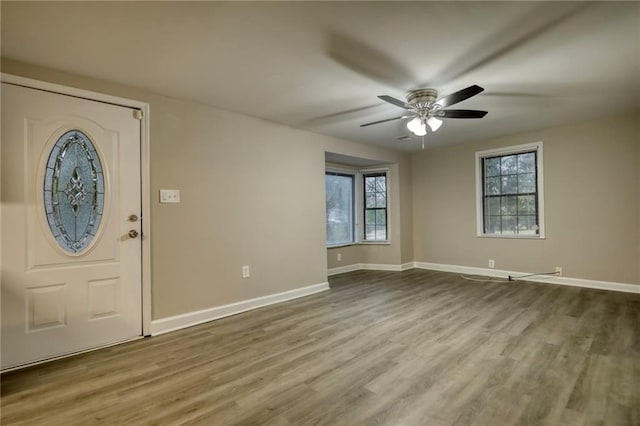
[2,2,639,151]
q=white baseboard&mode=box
[401,262,414,271]
[152,262,637,337]
[150,282,330,336]
[413,262,640,294]
[327,261,639,293]
[327,264,363,276]
[360,263,404,272]
[328,262,414,276]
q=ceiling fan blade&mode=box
[429,3,589,86]
[328,33,415,89]
[438,109,488,119]
[300,104,382,126]
[435,85,485,108]
[360,115,410,127]
[378,95,411,110]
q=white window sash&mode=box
[475,142,545,239]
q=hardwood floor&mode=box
[2,269,639,425]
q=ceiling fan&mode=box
[360,85,488,137]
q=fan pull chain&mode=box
[422,135,425,150]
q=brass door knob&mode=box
[128,229,139,239]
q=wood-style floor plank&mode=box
[1,269,639,425]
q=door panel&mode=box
[1,83,142,370]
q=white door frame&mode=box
[1,73,152,337]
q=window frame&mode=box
[475,142,545,239]
[325,166,390,247]
[325,170,356,247]
[362,171,388,243]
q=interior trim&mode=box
[413,262,640,294]
[150,282,330,336]
[327,262,413,276]
[328,261,639,293]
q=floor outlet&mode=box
[242,265,250,278]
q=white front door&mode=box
[1,82,143,370]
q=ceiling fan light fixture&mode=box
[361,85,486,143]
[426,117,442,132]
[407,117,426,136]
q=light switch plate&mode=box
[159,189,180,203]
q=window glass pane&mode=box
[365,177,376,192]
[484,197,500,216]
[376,176,386,193]
[501,175,517,194]
[375,193,386,208]
[502,216,517,234]
[375,225,387,240]
[328,222,351,243]
[485,177,500,195]
[517,195,536,215]
[365,224,375,240]
[501,155,517,175]
[517,153,535,173]
[501,196,517,215]
[366,194,376,208]
[326,174,353,245]
[517,215,537,234]
[365,209,375,225]
[485,157,501,177]
[375,209,386,225]
[485,215,501,234]
[518,173,536,193]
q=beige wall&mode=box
[4,56,636,324]
[327,245,362,269]
[399,156,414,264]
[412,112,640,285]
[2,59,413,319]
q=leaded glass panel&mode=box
[44,130,105,253]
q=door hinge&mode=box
[133,109,143,120]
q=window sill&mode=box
[477,234,546,240]
[327,242,358,249]
[327,240,391,248]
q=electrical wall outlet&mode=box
[337,253,342,261]
[555,266,563,276]
[242,265,250,278]
[488,259,495,269]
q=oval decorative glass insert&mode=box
[44,130,105,253]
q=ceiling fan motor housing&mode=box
[406,88,438,108]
